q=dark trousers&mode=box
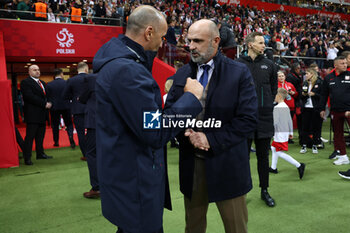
[85,128,99,191]
[50,109,73,144]
[301,108,322,145]
[248,137,271,189]
[73,114,86,157]
[116,227,163,233]
[15,127,25,152]
[331,111,350,155]
[296,110,303,144]
[23,123,46,160]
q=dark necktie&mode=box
[199,65,210,90]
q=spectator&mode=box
[277,71,298,143]
[299,68,323,154]
[47,7,56,22]
[315,40,326,69]
[326,42,339,68]
[343,51,350,71]
[17,0,31,20]
[94,0,106,25]
[48,0,58,13]
[217,20,237,59]
[286,63,303,144]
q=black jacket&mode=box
[319,70,350,112]
[300,78,323,110]
[219,23,237,48]
[20,77,49,124]
[46,78,70,111]
[165,52,258,202]
[286,71,303,107]
[63,73,87,115]
[79,74,97,129]
[237,54,277,138]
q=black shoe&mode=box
[338,169,350,180]
[269,167,278,174]
[329,150,340,159]
[288,139,294,144]
[53,142,59,147]
[261,189,275,207]
[36,154,53,159]
[298,163,306,179]
[24,159,33,165]
[69,137,76,149]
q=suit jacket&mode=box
[165,52,258,202]
[46,78,70,111]
[20,77,49,124]
[93,35,202,232]
[63,73,87,115]
[79,74,97,129]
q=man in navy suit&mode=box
[46,68,75,148]
[63,62,88,160]
[93,6,203,233]
[20,65,53,165]
[79,74,99,198]
[165,20,258,233]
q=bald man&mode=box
[93,5,203,233]
[20,65,53,165]
[165,19,258,233]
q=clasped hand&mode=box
[184,129,210,151]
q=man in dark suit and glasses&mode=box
[20,64,53,165]
[63,62,88,160]
[46,68,76,148]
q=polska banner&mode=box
[0,19,124,60]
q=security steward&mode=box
[33,0,47,21]
[237,31,278,207]
[71,5,82,23]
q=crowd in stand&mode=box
[262,0,349,13]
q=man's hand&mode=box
[184,78,203,100]
[46,102,52,109]
[185,129,210,151]
[320,111,325,119]
[308,91,315,97]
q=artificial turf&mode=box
[1,121,350,233]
